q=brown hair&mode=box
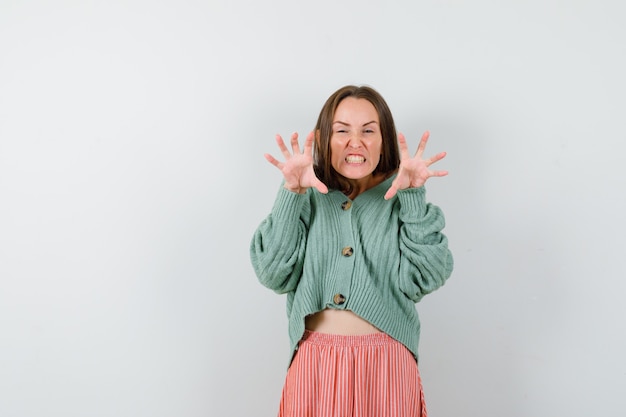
[313,85,400,193]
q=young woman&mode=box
[250,85,453,417]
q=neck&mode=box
[343,173,387,200]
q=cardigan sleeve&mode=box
[250,186,310,294]
[395,186,454,303]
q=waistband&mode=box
[301,330,398,347]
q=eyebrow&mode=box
[332,121,378,126]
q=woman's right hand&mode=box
[264,132,329,194]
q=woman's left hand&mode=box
[384,131,448,200]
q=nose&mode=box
[348,134,362,148]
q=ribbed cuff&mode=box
[271,186,307,223]
[396,186,426,217]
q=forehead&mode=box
[333,97,379,122]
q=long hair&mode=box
[313,85,400,194]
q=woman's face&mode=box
[330,97,383,182]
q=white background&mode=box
[1,1,625,416]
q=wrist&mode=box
[283,183,306,194]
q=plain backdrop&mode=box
[1,1,625,416]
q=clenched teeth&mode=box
[346,155,365,163]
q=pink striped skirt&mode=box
[278,330,427,417]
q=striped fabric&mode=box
[278,331,427,417]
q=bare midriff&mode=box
[305,308,382,335]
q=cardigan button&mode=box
[341,200,352,210]
[342,246,353,257]
[333,293,346,305]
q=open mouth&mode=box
[345,155,365,164]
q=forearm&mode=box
[395,187,454,301]
[250,187,309,293]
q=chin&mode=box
[341,170,374,180]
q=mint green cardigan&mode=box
[250,175,453,364]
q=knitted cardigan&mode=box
[250,174,453,364]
